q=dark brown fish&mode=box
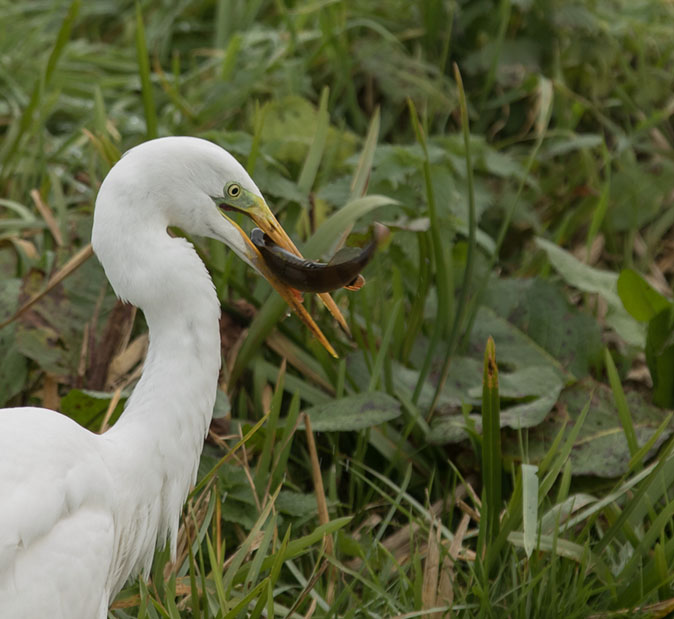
[251,223,389,293]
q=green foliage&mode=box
[618,269,674,408]
[618,268,670,323]
[479,337,502,565]
[503,381,671,478]
[2,0,674,616]
[646,307,674,409]
[303,391,401,432]
[0,279,27,405]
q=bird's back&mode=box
[0,407,115,618]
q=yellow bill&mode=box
[214,181,347,357]
[240,196,351,335]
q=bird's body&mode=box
[0,408,115,617]
[0,137,338,617]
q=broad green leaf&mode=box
[220,501,257,529]
[276,491,322,517]
[609,161,670,231]
[503,380,672,477]
[429,303,567,443]
[646,306,674,408]
[390,355,482,410]
[536,237,644,346]
[302,391,400,431]
[15,326,73,377]
[369,143,425,189]
[482,277,602,379]
[60,389,124,430]
[617,268,670,322]
[498,385,563,430]
[536,238,620,304]
[470,307,567,378]
[495,365,565,400]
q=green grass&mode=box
[2,0,674,616]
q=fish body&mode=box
[250,223,388,293]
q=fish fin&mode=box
[328,247,361,266]
[344,274,365,291]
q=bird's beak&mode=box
[221,195,347,358]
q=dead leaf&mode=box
[30,189,63,246]
[107,333,148,388]
[85,301,137,389]
[421,518,441,615]
[0,244,94,330]
[41,374,60,411]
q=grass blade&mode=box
[222,579,269,619]
[254,361,285,496]
[521,464,539,558]
[298,86,330,195]
[479,336,501,556]
[45,0,81,84]
[538,396,591,499]
[367,298,402,392]
[350,107,380,201]
[594,435,674,555]
[0,0,80,174]
[428,64,478,418]
[628,412,673,472]
[605,348,638,458]
[408,98,450,404]
[231,517,353,586]
[222,485,281,595]
[135,2,158,140]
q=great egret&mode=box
[0,136,344,618]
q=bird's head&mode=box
[93,136,342,356]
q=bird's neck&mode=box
[101,232,221,583]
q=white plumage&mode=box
[0,137,329,617]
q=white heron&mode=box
[0,136,343,618]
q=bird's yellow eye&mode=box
[227,183,241,198]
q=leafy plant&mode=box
[2,0,674,616]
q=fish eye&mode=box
[227,183,241,198]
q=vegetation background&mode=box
[2,0,674,616]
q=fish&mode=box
[250,223,389,293]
